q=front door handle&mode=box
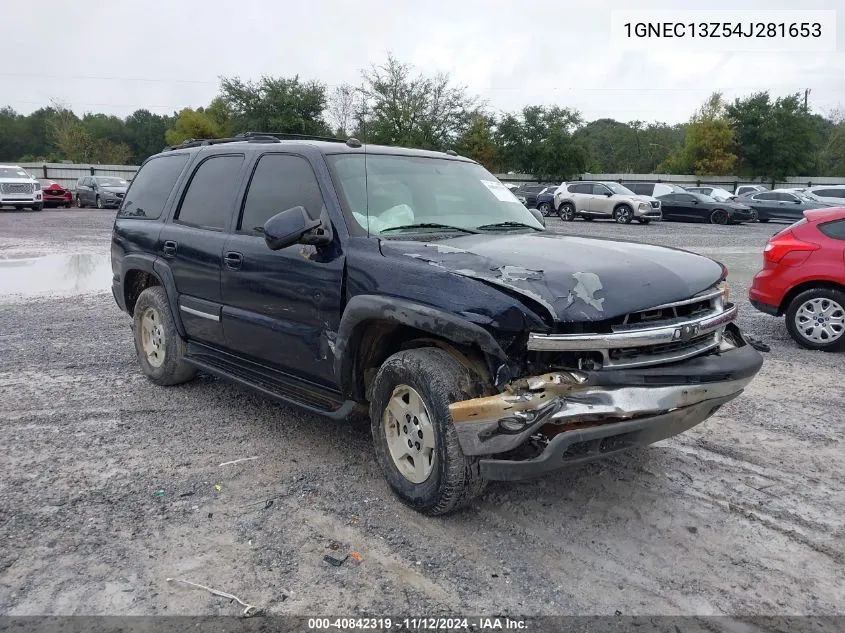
[162,240,177,257]
[224,251,243,270]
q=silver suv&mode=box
[0,165,43,211]
[554,181,662,224]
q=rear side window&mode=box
[754,192,778,201]
[176,154,245,230]
[118,154,189,219]
[819,219,845,239]
[814,189,845,198]
[238,154,325,234]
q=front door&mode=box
[220,152,345,389]
[588,183,614,217]
[159,153,246,347]
[749,192,780,221]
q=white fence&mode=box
[19,162,139,192]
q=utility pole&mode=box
[804,88,811,112]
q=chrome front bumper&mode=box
[448,336,763,462]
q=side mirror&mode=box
[605,192,613,197]
[527,207,546,228]
[263,206,331,251]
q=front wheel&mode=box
[369,347,488,515]
[710,209,729,225]
[30,203,43,212]
[637,218,651,225]
[132,286,198,385]
[785,288,845,352]
[96,196,104,209]
[613,205,633,224]
[537,202,552,217]
[558,203,576,221]
[76,195,84,208]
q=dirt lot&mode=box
[0,209,843,617]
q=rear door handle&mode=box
[224,251,243,270]
[162,240,177,257]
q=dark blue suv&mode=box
[111,133,762,515]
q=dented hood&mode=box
[380,232,724,322]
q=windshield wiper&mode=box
[379,223,479,234]
[475,221,542,231]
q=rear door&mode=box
[669,193,704,221]
[79,177,93,205]
[774,192,807,221]
[749,192,780,221]
[158,153,246,347]
[657,194,680,220]
[220,152,345,388]
[588,183,614,216]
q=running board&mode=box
[184,342,356,420]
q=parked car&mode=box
[39,179,73,208]
[738,190,831,223]
[75,175,129,209]
[110,135,762,515]
[622,182,686,197]
[554,181,662,223]
[656,192,757,224]
[750,208,845,352]
[0,165,42,211]
[685,186,736,202]
[735,184,768,196]
[802,185,845,205]
[513,183,558,209]
[535,190,557,216]
[775,187,807,195]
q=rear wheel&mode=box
[76,195,84,208]
[369,347,488,515]
[132,286,197,385]
[558,203,576,221]
[30,203,43,212]
[785,288,845,352]
[613,205,634,224]
[537,201,552,217]
[710,209,729,225]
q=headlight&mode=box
[32,182,39,192]
[639,202,649,210]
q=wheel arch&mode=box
[779,279,845,316]
[120,255,186,337]
[336,295,507,402]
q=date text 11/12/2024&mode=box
[307,617,528,630]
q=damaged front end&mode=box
[448,284,764,480]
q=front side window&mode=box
[118,154,190,219]
[604,182,636,195]
[176,154,244,230]
[239,154,326,234]
[754,192,778,201]
[326,154,542,235]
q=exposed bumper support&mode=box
[448,341,763,475]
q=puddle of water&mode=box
[0,253,113,296]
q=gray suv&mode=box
[75,176,129,209]
[554,181,663,224]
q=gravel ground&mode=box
[0,209,843,617]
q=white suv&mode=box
[0,165,43,211]
[554,181,662,224]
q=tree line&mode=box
[1,54,843,180]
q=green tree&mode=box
[360,54,477,149]
[219,75,330,136]
[125,109,171,163]
[494,106,586,179]
[727,92,816,179]
[165,108,224,146]
[455,113,496,169]
[661,93,736,175]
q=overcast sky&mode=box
[3,0,843,125]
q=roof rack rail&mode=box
[235,132,347,143]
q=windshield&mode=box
[605,182,636,195]
[326,154,544,235]
[95,177,128,187]
[0,167,31,179]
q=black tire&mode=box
[369,347,488,515]
[96,195,104,209]
[132,286,197,386]
[64,202,72,209]
[558,203,576,221]
[758,218,769,223]
[637,218,651,225]
[709,209,729,225]
[30,203,43,212]
[613,204,634,224]
[76,195,84,208]
[537,202,552,217]
[784,287,845,352]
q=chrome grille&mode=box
[1,183,34,194]
[527,285,734,369]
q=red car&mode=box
[750,208,845,352]
[39,179,73,208]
